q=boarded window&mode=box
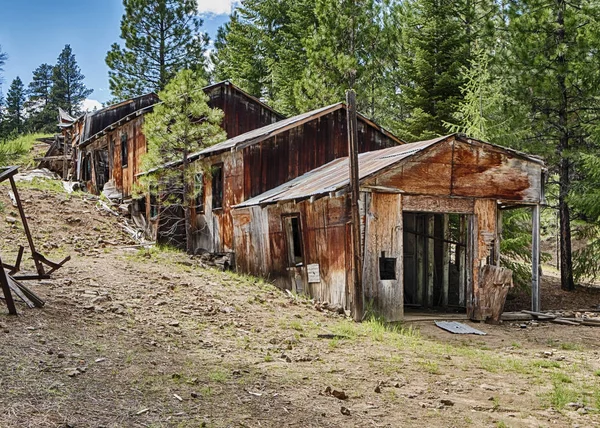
[121,133,128,167]
[283,215,303,266]
[195,173,204,213]
[212,163,223,209]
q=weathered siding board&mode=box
[469,198,498,320]
[451,140,542,202]
[243,109,399,199]
[402,195,474,214]
[233,196,349,307]
[366,137,542,203]
[363,192,404,321]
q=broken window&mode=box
[195,173,204,213]
[121,133,128,167]
[379,252,397,280]
[283,215,304,266]
[212,163,223,209]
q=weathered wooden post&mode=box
[531,204,541,312]
[346,90,363,321]
[63,130,70,180]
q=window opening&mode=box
[212,164,223,209]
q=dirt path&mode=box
[1,184,600,427]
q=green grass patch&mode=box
[0,133,51,167]
[208,369,229,383]
[559,342,584,351]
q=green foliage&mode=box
[0,133,50,167]
[500,208,532,289]
[6,77,26,134]
[27,63,57,132]
[50,45,93,116]
[106,0,208,101]
[141,69,226,252]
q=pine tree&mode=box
[6,77,26,134]
[393,0,470,141]
[212,0,316,116]
[507,0,600,291]
[51,45,93,116]
[106,0,208,101]
[27,63,56,132]
[141,70,226,253]
[294,0,398,123]
[0,46,6,83]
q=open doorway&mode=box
[403,212,471,310]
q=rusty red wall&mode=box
[243,108,399,199]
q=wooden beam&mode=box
[346,90,363,321]
[458,216,466,306]
[442,214,450,307]
[427,214,434,307]
[531,204,541,312]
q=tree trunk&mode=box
[556,0,575,291]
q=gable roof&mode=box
[139,102,403,176]
[70,80,285,148]
[234,134,544,208]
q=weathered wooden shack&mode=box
[61,81,283,197]
[152,102,402,254]
[231,134,545,322]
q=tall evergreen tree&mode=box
[393,0,470,141]
[141,70,226,253]
[6,77,26,134]
[507,0,600,291]
[27,63,56,132]
[212,0,316,116]
[106,0,208,101]
[0,45,6,83]
[51,45,93,116]
[294,0,399,124]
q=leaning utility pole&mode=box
[346,90,363,321]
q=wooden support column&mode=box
[9,177,44,276]
[346,90,363,321]
[0,255,17,315]
[416,217,424,305]
[531,204,541,312]
[426,214,435,307]
[442,214,450,307]
[458,216,466,306]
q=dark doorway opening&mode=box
[403,212,470,309]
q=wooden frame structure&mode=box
[0,166,70,314]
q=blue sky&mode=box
[0,0,233,107]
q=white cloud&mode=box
[81,99,103,112]
[197,0,238,15]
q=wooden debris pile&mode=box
[502,309,600,326]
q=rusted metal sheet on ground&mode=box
[435,321,487,335]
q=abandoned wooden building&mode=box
[230,134,545,322]
[58,81,284,197]
[148,102,403,253]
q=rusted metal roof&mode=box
[234,134,544,208]
[235,137,444,207]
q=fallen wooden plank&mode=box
[501,312,533,321]
[6,276,35,308]
[551,318,581,326]
[522,310,556,320]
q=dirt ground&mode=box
[1,181,600,428]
